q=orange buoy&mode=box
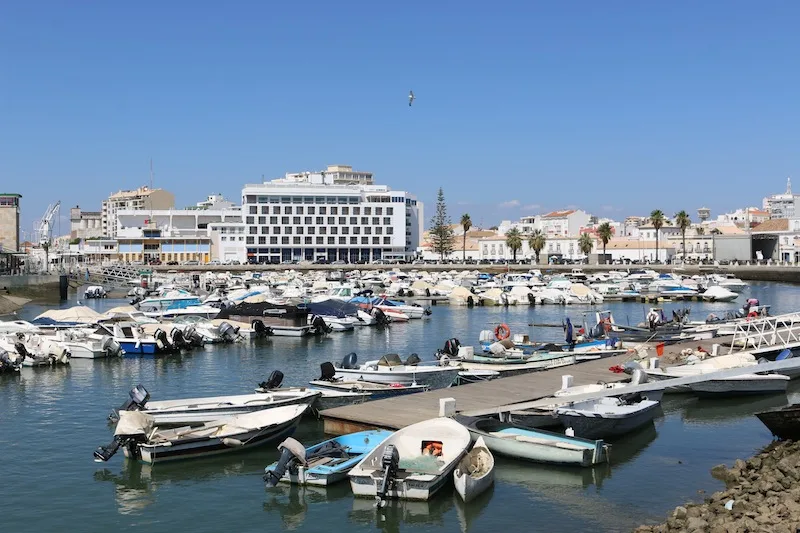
[494,323,511,341]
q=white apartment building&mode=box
[208,221,247,263]
[763,178,799,219]
[241,165,422,264]
[101,186,174,238]
[115,203,241,264]
[539,210,591,237]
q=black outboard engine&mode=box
[94,411,151,462]
[319,362,336,381]
[311,315,332,335]
[436,338,461,359]
[252,319,273,338]
[14,342,29,362]
[218,321,239,342]
[467,295,474,307]
[0,349,18,372]
[404,353,421,366]
[340,352,358,369]
[264,437,307,487]
[153,328,173,353]
[258,370,284,391]
[376,444,400,508]
[527,292,536,306]
[423,306,432,316]
[184,326,204,347]
[108,385,150,422]
[170,328,188,350]
[371,308,389,326]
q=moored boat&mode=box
[555,394,661,439]
[755,404,800,440]
[454,436,494,503]
[688,374,789,397]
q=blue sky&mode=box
[2,1,799,234]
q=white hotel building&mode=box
[241,165,422,264]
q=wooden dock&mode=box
[319,353,632,435]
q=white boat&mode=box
[555,396,661,439]
[52,328,121,359]
[349,417,470,502]
[84,285,107,299]
[109,384,320,426]
[95,404,308,464]
[687,374,789,397]
[553,370,664,402]
[454,436,494,503]
[701,285,739,302]
[644,353,762,392]
[333,353,461,389]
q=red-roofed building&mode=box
[539,209,590,237]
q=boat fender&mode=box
[222,438,244,447]
[494,324,511,341]
[747,310,759,320]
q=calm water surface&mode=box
[3,281,800,533]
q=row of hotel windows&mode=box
[247,205,394,216]
[244,236,394,246]
[245,216,395,226]
[246,225,394,235]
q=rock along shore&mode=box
[635,440,800,533]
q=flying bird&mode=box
[408,90,415,107]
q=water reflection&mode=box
[263,483,352,530]
[682,395,790,425]
[452,486,494,533]
[350,492,455,532]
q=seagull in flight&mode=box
[408,90,415,107]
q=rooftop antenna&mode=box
[149,159,154,224]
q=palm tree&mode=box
[460,213,472,263]
[675,210,691,263]
[649,209,666,263]
[528,229,546,264]
[596,222,613,263]
[578,233,594,262]
[505,228,523,262]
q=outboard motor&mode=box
[375,444,400,508]
[94,411,151,462]
[340,352,358,369]
[102,338,123,357]
[467,295,474,307]
[622,361,644,375]
[423,306,432,316]
[264,437,307,487]
[439,338,461,359]
[14,342,29,362]
[0,349,18,372]
[153,328,173,353]
[184,326,204,347]
[319,362,337,381]
[630,368,649,386]
[252,319,273,338]
[258,370,284,391]
[371,308,389,326]
[405,353,421,366]
[108,385,150,422]
[170,328,188,350]
[218,321,239,343]
[311,315,332,335]
[527,292,536,306]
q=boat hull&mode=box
[556,401,661,440]
[756,406,800,440]
[454,437,494,503]
[333,367,460,389]
[689,375,789,397]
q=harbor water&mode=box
[3,281,800,533]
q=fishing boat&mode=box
[310,362,429,398]
[555,394,661,439]
[456,415,607,466]
[454,436,494,503]
[349,417,470,503]
[331,353,461,389]
[264,430,394,486]
[755,404,800,440]
[94,404,309,464]
[108,383,320,426]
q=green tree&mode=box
[505,228,523,261]
[528,229,546,264]
[460,213,472,263]
[578,232,594,261]
[675,210,691,262]
[429,187,454,260]
[597,222,613,263]
[649,209,666,263]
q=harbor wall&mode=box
[0,274,63,300]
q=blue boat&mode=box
[112,322,175,357]
[264,430,393,486]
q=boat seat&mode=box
[489,431,517,439]
[514,435,558,446]
[554,442,588,451]
[306,456,335,468]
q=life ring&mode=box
[747,310,759,320]
[495,323,511,341]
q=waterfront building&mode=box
[101,186,175,238]
[762,178,800,219]
[69,206,103,239]
[115,196,241,263]
[0,193,21,253]
[604,239,676,263]
[419,228,496,261]
[539,210,591,237]
[715,207,769,229]
[241,165,422,264]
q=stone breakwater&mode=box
[635,440,800,533]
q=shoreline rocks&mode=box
[635,440,800,533]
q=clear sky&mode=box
[2,1,799,234]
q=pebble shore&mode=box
[635,440,800,533]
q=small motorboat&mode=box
[555,394,661,440]
[94,404,309,464]
[264,430,393,487]
[349,417,470,503]
[756,404,800,440]
[456,415,607,467]
[84,285,107,299]
[309,362,429,398]
[332,353,461,389]
[108,380,320,426]
[688,373,790,397]
[454,436,494,503]
[701,285,739,302]
[554,369,664,402]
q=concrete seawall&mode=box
[147,263,800,284]
[0,274,63,300]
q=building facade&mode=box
[69,206,103,239]
[763,178,800,219]
[241,166,422,264]
[0,193,21,252]
[101,186,175,238]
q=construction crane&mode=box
[35,201,61,247]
